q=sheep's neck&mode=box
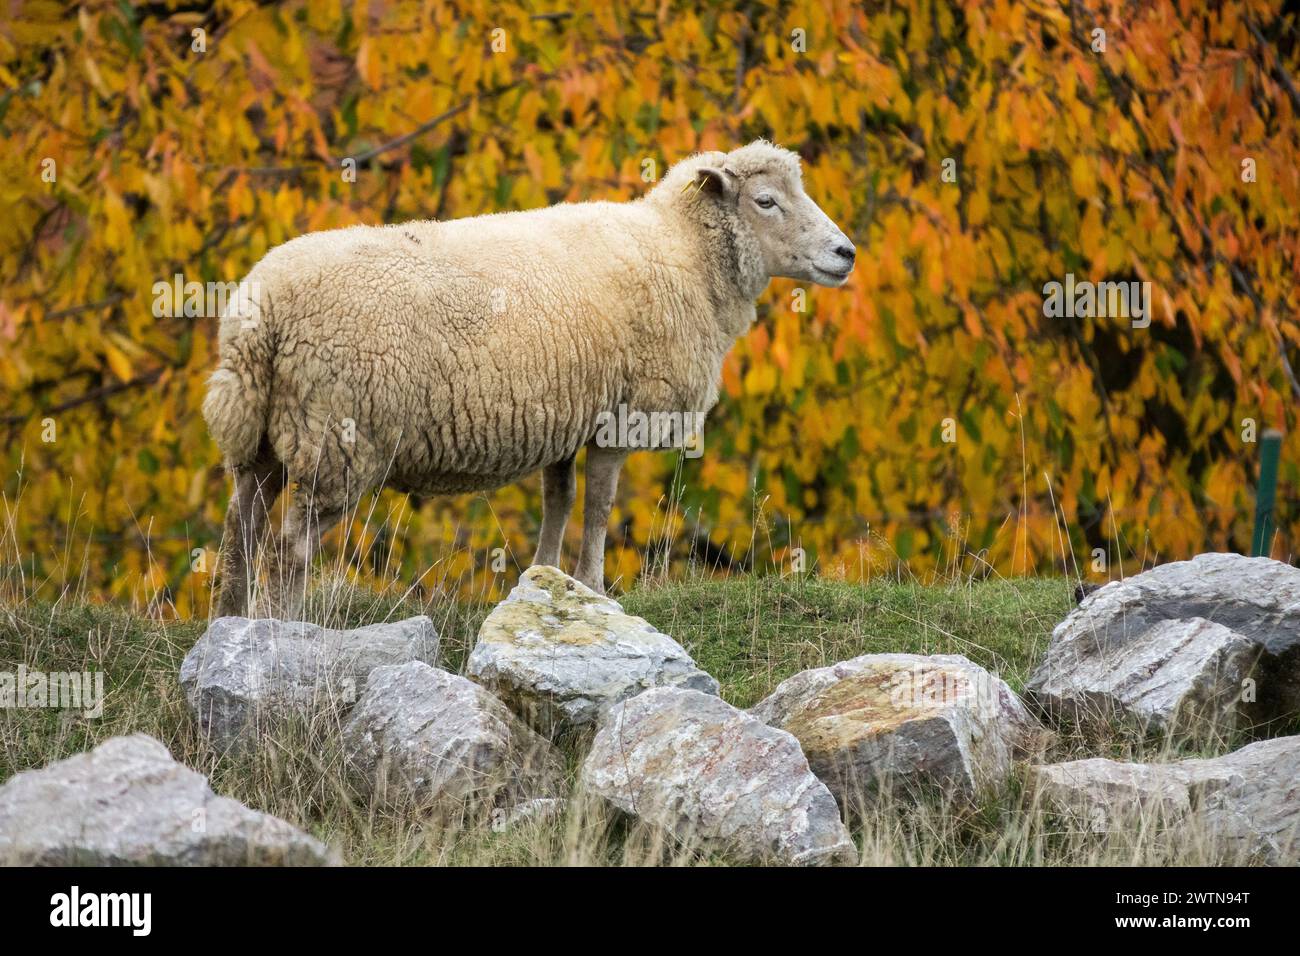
[667,200,766,335]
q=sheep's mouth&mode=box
[812,265,852,285]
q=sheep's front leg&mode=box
[573,444,627,594]
[533,454,576,568]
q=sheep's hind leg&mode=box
[215,453,284,618]
[263,497,343,621]
[573,445,627,594]
[533,454,576,569]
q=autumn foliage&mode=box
[2,0,1298,614]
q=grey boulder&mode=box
[342,661,564,812]
[468,566,718,738]
[0,734,333,865]
[581,687,856,866]
[1027,554,1300,733]
[1029,617,1261,735]
[1032,735,1300,863]
[750,653,1045,806]
[180,615,439,752]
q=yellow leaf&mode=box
[103,342,133,383]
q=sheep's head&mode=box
[682,140,856,288]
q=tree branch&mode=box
[1246,17,1300,115]
[1,367,167,427]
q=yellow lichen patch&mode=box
[475,567,669,648]
[525,566,591,606]
[781,665,970,756]
[479,602,615,646]
[480,600,616,647]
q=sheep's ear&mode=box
[694,165,738,201]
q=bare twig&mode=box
[1246,17,1300,114]
[1,367,167,427]
[41,294,126,321]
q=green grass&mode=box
[623,576,1071,707]
[0,574,1288,865]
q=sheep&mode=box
[203,139,856,618]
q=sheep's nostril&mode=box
[834,244,856,263]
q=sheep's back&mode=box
[254,215,641,492]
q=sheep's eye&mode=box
[755,195,777,209]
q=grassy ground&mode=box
[0,573,1290,865]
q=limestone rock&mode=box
[1032,735,1300,863]
[468,566,718,738]
[342,661,563,812]
[1029,617,1260,735]
[0,734,333,865]
[751,653,1044,805]
[581,687,856,866]
[1027,554,1300,732]
[180,615,439,752]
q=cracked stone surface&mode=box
[0,734,334,865]
[1032,735,1300,863]
[1026,554,1300,733]
[581,687,856,866]
[751,653,1045,805]
[342,661,563,812]
[180,615,440,751]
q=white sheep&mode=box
[204,139,856,617]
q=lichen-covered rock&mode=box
[467,566,718,738]
[750,653,1043,806]
[581,687,856,866]
[0,735,334,866]
[180,615,439,752]
[342,662,563,812]
[1032,735,1300,864]
[1027,554,1300,732]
